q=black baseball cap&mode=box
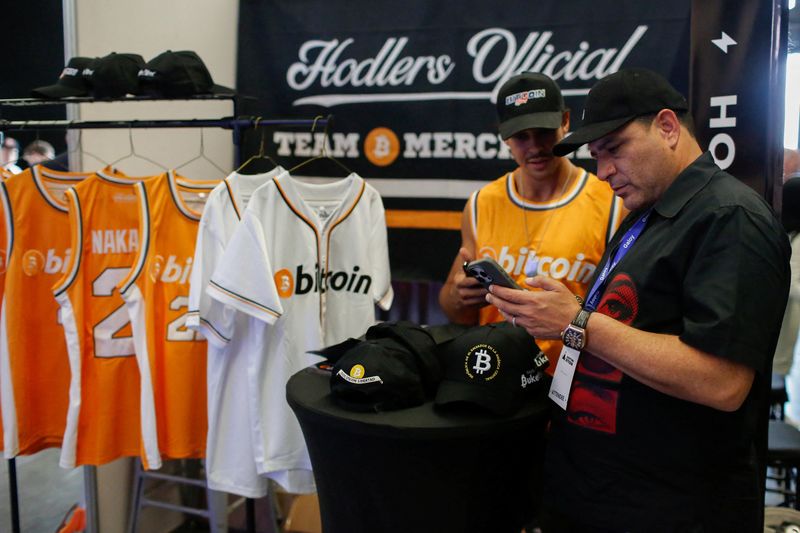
[137,50,235,97]
[434,322,549,416]
[496,72,566,140]
[85,53,145,98]
[364,321,441,395]
[328,337,427,412]
[31,57,96,99]
[553,68,689,156]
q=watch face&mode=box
[563,326,585,350]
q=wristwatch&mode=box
[562,309,592,351]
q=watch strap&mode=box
[572,308,592,329]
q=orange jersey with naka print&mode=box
[0,166,115,457]
[53,170,163,469]
[119,172,218,460]
[472,170,625,369]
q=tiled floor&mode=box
[768,363,800,510]
[0,449,83,533]
[0,451,286,533]
[785,361,800,424]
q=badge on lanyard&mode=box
[549,346,581,409]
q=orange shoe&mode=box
[55,503,86,533]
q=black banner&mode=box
[0,2,67,160]
[690,0,787,208]
[237,0,692,280]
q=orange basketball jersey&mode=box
[0,166,101,457]
[119,171,217,460]
[53,170,162,469]
[473,170,625,367]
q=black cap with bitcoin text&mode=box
[496,72,566,140]
[31,57,96,98]
[137,50,235,97]
[85,52,146,98]
[434,322,549,416]
[318,321,440,412]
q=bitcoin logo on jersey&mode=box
[464,343,500,381]
[149,255,193,284]
[276,264,372,298]
[22,248,70,276]
[149,255,165,282]
[22,249,45,276]
[364,127,400,167]
[274,269,295,299]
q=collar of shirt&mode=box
[652,151,717,219]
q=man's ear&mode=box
[562,109,571,132]
[655,109,681,148]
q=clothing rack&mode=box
[0,95,326,533]
[0,115,328,168]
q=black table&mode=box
[286,367,550,533]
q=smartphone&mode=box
[462,257,522,290]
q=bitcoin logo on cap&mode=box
[472,349,492,374]
[349,364,366,379]
[364,127,400,167]
[464,344,500,381]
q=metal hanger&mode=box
[109,127,167,171]
[174,128,228,178]
[289,114,352,175]
[62,127,110,171]
[235,117,280,174]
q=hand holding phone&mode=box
[462,257,523,290]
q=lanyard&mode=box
[584,209,652,311]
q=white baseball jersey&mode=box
[187,168,284,498]
[207,171,392,494]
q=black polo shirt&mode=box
[543,152,791,531]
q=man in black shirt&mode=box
[486,68,791,531]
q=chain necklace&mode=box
[517,165,577,276]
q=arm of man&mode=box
[486,278,754,412]
[582,311,753,412]
[438,203,488,324]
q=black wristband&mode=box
[572,308,592,329]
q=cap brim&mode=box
[31,84,88,99]
[210,84,236,96]
[434,380,514,415]
[499,111,564,140]
[553,115,635,156]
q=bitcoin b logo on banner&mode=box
[364,127,400,167]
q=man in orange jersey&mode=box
[439,72,624,369]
